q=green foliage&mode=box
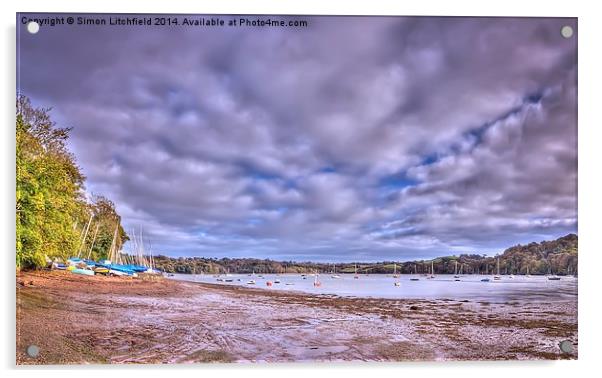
[16,95,127,269]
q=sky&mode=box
[17,15,577,262]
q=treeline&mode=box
[16,95,128,269]
[152,234,578,276]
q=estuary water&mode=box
[170,273,577,302]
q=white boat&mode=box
[493,258,501,280]
[427,260,435,279]
[331,264,341,279]
[547,265,561,280]
[392,263,399,278]
[247,280,256,285]
[411,265,419,280]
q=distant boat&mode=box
[314,272,321,287]
[481,277,490,282]
[247,280,256,285]
[411,265,419,280]
[225,278,233,282]
[427,260,435,279]
[331,264,341,279]
[274,279,281,284]
[354,264,359,279]
[494,258,501,280]
[454,261,460,279]
[394,281,401,286]
[420,262,428,276]
[547,265,561,280]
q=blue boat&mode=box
[71,268,94,276]
[122,264,148,273]
[83,259,97,267]
[96,263,136,276]
[67,257,83,264]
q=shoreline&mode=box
[16,270,578,364]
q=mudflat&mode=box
[16,270,577,364]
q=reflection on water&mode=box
[170,273,577,302]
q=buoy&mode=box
[266,281,273,286]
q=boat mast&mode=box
[77,214,94,258]
[108,223,118,262]
[86,223,100,259]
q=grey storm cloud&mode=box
[17,14,577,261]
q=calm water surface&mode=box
[170,273,577,302]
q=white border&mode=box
[2,1,601,377]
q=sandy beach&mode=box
[16,271,577,364]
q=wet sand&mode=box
[16,270,577,364]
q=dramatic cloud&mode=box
[17,15,577,261]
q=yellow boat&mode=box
[93,267,109,274]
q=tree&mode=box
[82,195,129,261]
[16,95,128,269]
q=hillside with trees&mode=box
[150,234,577,276]
[16,95,128,269]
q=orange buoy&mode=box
[266,281,273,286]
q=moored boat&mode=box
[71,268,94,276]
[493,258,501,280]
